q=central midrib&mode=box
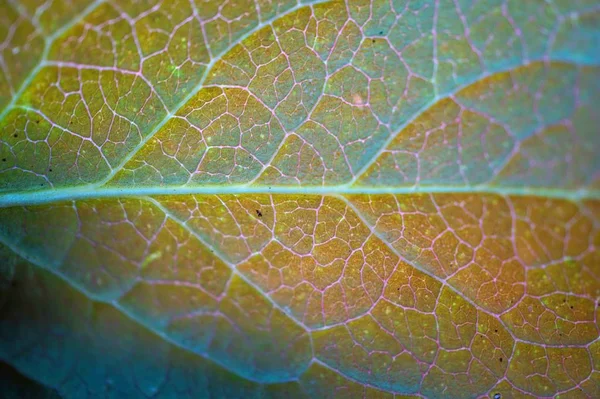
[0,184,597,207]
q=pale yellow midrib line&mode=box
[0,184,598,208]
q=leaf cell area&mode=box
[0,0,599,398]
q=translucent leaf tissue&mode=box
[0,0,598,398]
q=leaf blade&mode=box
[1,0,599,397]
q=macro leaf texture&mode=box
[0,0,599,398]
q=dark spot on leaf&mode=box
[1,158,5,162]
[372,39,375,43]
[49,169,53,172]
[36,120,40,124]
[256,209,262,218]
[499,357,502,362]
[379,31,383,35]
[494,329,498,333]
[13,134,17,138]
[570,306,574,309]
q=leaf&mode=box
[0,0,598,398]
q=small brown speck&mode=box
[1,158,5,162]
[256,209,262,218]
[499,357,502,362]
[13,134,17,138]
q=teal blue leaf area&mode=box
[0,361,61,399]
[0,247,301,398]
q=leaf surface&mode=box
[0,0,599,398]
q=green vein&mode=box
[96,0,332,186]
[0,185,597,208]
[0,0,106,121]
[339,195,595,349]
[147,197,311,332]
[0,226,305,384]
[349,58,596,185]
